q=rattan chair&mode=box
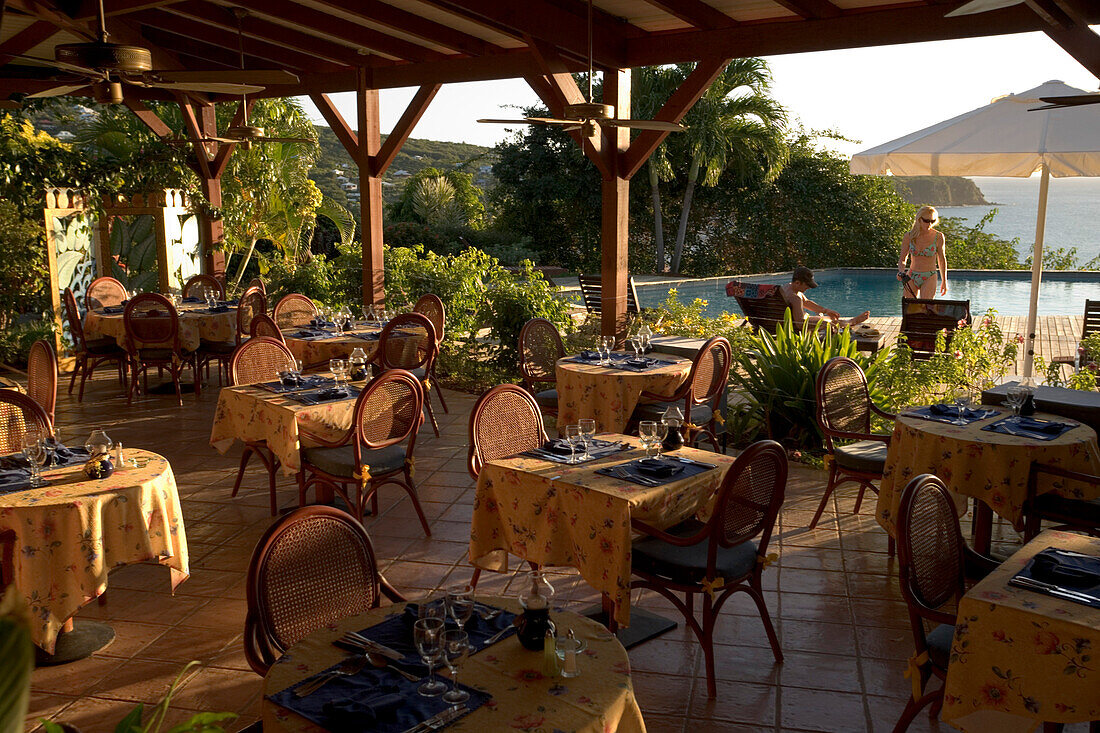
[230,337,297,515]
[1023,463,1100,540]
[899,298,971,359]
[468,384,547,479]
[26,339,57,425]
[247,277,266,296]
[413,293,448,415]
[630,439,787,697]
[243,505,404,675]
[250,314,286,345]
[812,356,894,531]
[63,288,128,401]
[182,273,225,300]
[273,293,318,330]
[297,369,429,535]
[200,285,268,385]
[375,312,440,437]
[518,317,565,418]
[0,389,53,454]
[123,293,200,405]
[894,474,998,732]
[84,276,127,311]
[630,336,731,452]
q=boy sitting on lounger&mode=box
[780,266,871,329]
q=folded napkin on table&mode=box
[543,438,575,455]
[578,350,601,361]
[45,444,89,467]
[322,686,403,728]
[0,468,30,494]
[1029,549,1100,589]
[99,306,125,315]
[182,297,203,303]
[926,404,996,419]
[633,457,684,478]
[1015,417,1069,434]
[204,305,230,313]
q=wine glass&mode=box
[639,421,659,458]
[578,419,596,460]
[441,629,471,705]
[418,595,446,622]
[21,429,46,487]
[414,618,446,697]
[564,424,582,463]
[329,358,347,389]
[652,421,668,458]
[602,336,615,364]
[639,329,651,355]
[445,585,474,629]
[1005,385,1026,421]
[953,390,972,425]
[628,336,641,359]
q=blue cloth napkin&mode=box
[202,305,230,314]
[99,306,125,315]
[257,376,333,394]
[45,444,89,468]
[982,416,1074,441]
[286,386,359,405]
[355,603,517,669]
[292,329,332,341]
[596,457,710,487]
[905,405,998,425]
[182,297,203,303]
[351,332,381,341]
[1010,548,1100,608]
[0,468,30,495]
[267,662,488,733]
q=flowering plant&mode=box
[1036,332,1100,391]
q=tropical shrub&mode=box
[0,588,32,733]
[639,288,753,352]
[0,200,48,331]
[485,260,572,368]
[1035,332,1100,391]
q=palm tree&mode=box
[632,66,677,272]
[666,59,787,274]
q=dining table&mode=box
[0,375,23,392]
[555,352,692,434]
[84,299,238,353]
[0,447,188,657]
[469,433,735,633]
[281,322,422,369]
[941,530,1100,732]
[877,405,1100,553]
[261,595,646,733]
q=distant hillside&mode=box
[890,176,989,206]
[311,124,496,209]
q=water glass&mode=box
[639,421,659,458]
[953,391,972,425]
[445,585,474,629]
[578,419,596,460]
[331,359,348,388]
[418,596,446,622]
[564,424,582,463]
[1005,385,1026,419]
[441,630,471,705]
[414,618,446,697]
[602,336,615,364]
[21,429,46,487]
[629,336,642,359]
[653,421,668,457]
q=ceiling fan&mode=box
[944,0,1022,16]
[477,0,685,138]
[0,0,299,105]
[1033,92,1100,110]
[167,9,314,149]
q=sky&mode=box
[298,29,1100,159]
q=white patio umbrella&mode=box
[850,80,1100,376]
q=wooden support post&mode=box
[358,68,385,307]
[600,68,630,340]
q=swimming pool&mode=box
[629,269,1100,319]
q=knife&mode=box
[673,456,717,469]
[343,632,403,661]
[401,704,467,733]
[1009,576,1097,604]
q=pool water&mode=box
[633,269,1100,319]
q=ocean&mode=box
[940,176,1100,265]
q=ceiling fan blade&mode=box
[145,81,265,95]
[563,125,582,131]
[5,53,102,77]
[145,69,300,85]
[1033,93,1100,109]
[170,136,237,144]
[477,118,575,125]
[944,0,1022,16]
[26,84,89,98]
[601,119,686,132]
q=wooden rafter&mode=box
[374,84,440,176]
[303,0,494,57]
[0,20,58,64]
[771,0,841,20]
[638,0,736,29]
[309,92,361,163]
[138,26,291,71]
[177,97,212,179]
[124,97,173,137]
[1031,0,1100,78]
[73,0,182,20]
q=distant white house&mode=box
[393,170,411,178]
[56,130,75,141]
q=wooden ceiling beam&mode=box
[223,0,448,63]
[140,25,280,70]
[309,92,361,164]
[303,0,494,57]
[155,2,361,67]
[624,3,1091,66]
[0,20,58,64]
[210,99,250,178]
[177,96,212,177]
[5,0,97,41]
[134,11,328,71]
[123,97,173,137]
[638,0,737,29]
[73,0,184,21]
[621,57,729,180]
[373,83,440,176]
[1031,0,1100,78]
[770,0,841,20]
[523,71,609,179]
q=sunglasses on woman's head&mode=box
[920,217,934,224]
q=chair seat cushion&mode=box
[534,388,558,409]
[926,623,954,670]
[302,443,407,479]
[834,440,888,474]
[85,338,125,356]
[1033,494,1100,524]
[199,340,237,355]
[633,401,713,426]
[632,520,758,584]
[136,348,194,362]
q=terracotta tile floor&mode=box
[21,370,1059,733]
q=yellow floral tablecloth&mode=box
[942,530,1100,732]
[262,596,646,733]
[85,303,237,352]
[470,435,735,627]
[210,381,358,475]
[282,325,423,369]
[877,407,1100,536]
[556,355,692,434]
[0,376,24,392]
[0,449,188,652]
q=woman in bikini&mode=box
[897,205,948,299]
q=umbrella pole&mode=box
[1023,162,1050,378]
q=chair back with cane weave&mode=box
[353,369,424,453]
[63,288,90,352]
[231,337,296,386]
[248,277,266,295]
[900,298,970,359]
[273,294,318,329]
[687,336,731,407]
[0,390,52,453]
[468,384,547,478]
[26,340,57,423]
[815,357,872,451]
[897,474,966,616]
[413,294,445,346]
[518,318,565,390]
[709,439,786,549]
[250,314,285,344]
[244,505,387,674]
[123,293,181,355]
[85,276,127,311]
[237,286,268,342]
[182,274,225,300]
[376,313,436,372]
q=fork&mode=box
[294,655,369,697]
[613,465,657,486]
